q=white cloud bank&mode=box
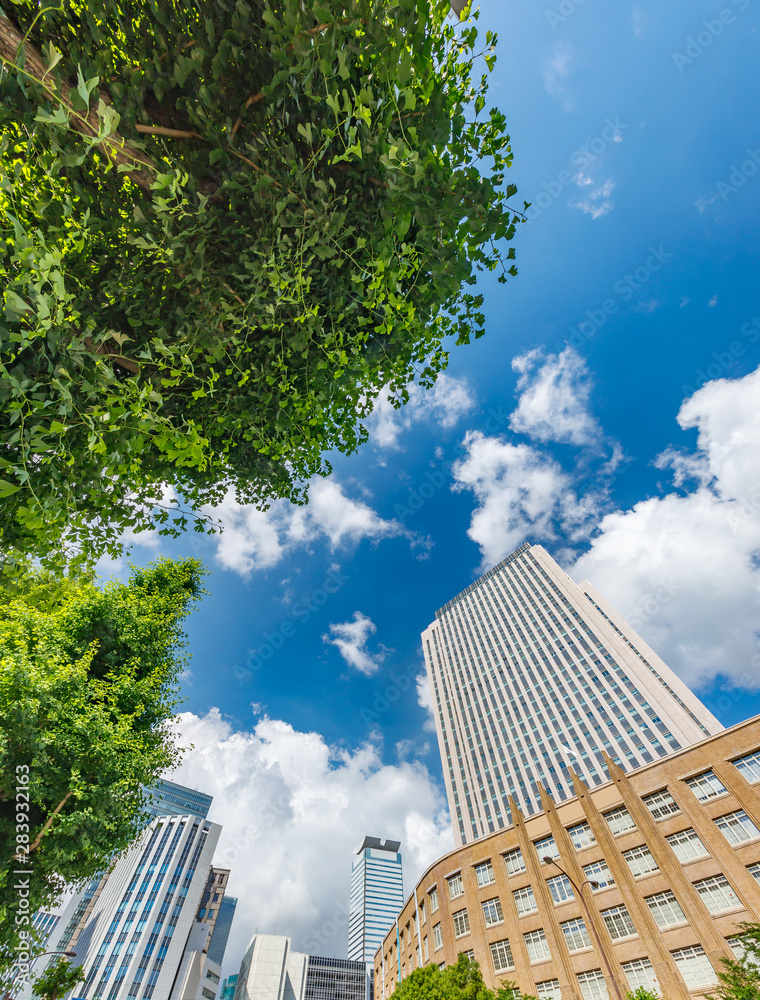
[571,366,760,689]
[170,710,454,974]
[323,612,387,676]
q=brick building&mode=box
[376,716,760,1000]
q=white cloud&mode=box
[208,478,406,576]
[323,612,387,676]
[510,346,603,448]
[416,672,437,732]
[452,432,597,567]
[169,710,454,973]
[572,179,615,219]
[543,45,575,108]
[366,375,475,450]
[709,295,718,307]
[571,365,760,689]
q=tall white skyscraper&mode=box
[422,542,723,846]
[347,838,404,966]
[31,813,223,1000]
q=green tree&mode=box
[625,989,661,1000]
[30,956,86,1000]
[0,557,204,968]
[389,955,537,1000]
[713,923,760,1000]
[0,0,523,567]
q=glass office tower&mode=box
[347,838,404,966]
[423,542,722,845]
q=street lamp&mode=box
[541,856,624,1000]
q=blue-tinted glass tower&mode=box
[347,838,403,966]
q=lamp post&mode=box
[541,856,624,1000]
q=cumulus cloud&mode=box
[452,432,603,567]
[510,346,604,448]
[323,612,387,676]
[571,365,760,689]
[416,672,437,733]
[169,710,454,973]
[366,375,476,450]
[208,478,407,576]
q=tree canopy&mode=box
[714,922,760,1000]
[389,954,533,1000]
[0,557,204,968]
[0,0,522,566]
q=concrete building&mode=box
[422,542,722,845]
[30,814,223,1000]
[348,838,404,966]
[233,937,369,1000]
[207,895,238,967]
[376,715,760,1000]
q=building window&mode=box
[423,937,429,960]
[645,890,687,929]
[448,874,464,899]
[433,923,443,950]
[475,860,495,887]
[206,971,220,984]
[547,874,574,904]
[576,969,609,1000]
[430,887,439,912]
[623,845,660,878]
[604,806,636,836]
[536,980,562,1000]
[583,860,615,890]
[727,936,749,960]
[481,898,504,927]
[489,939,514,973]
[523,929,551,963]
[567,822,596,851]
[534,835,559,860]
[666,828,709,863]
[748,863,760,883]
[513,886,538,916]
[438,962,446,971]
[601,904,636,940]
[621,958,660,996]
[694,875,741,914]
[504,849,526,876]
[561,917,591,952]
[462,949,474,960]
[686,771,728,802]
[715,810,760,846]
[201,990,215,1000]
[671,946,716,989]
[734,750,760,784]
[452,909,470,938]
[419,901,426,924]
[643,789,680,821]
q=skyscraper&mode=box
[347,838,404,966]
[31,814,223,1000]
[422,542,722,846]
[145,778,213,820]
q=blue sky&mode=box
[104,0,760,973]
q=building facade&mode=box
[145,779,213,821]
[207,894,238,967]
[233,937,369,1000]
[30,813,223,1000]
[422,542,722,845]
[348,838,404,966]
[376,715,760,1000]
[220,975,238,1000]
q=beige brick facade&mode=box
[376,715,760,1000]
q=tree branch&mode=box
[0,11,155,190]
[17,790,73,859]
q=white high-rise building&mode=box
[32,814,222,1000]
[347,838,403,967]
[422,542,723,846]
